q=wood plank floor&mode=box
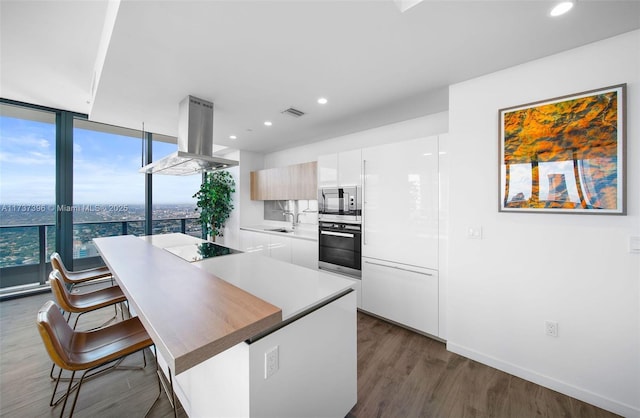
[1,289,619,418]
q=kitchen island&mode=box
[94,233,356,418]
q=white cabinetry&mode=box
[291,239,318,270]
[338,149,362,187]
[269,233,292,263]
[362,258,438,336]
[362,136,438,269]
[317,154,338,188]
[240,229,268,254]
[240,229,318,269]
[361,135,440,336]
[318,149,362,188]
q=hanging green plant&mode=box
[193,170,236,239]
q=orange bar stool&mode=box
[48,269,127,330]
[37,300,160,418]
[50,252,111,289]
[48,269,129,382]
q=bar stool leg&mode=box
[144,346,163,418]
[58,370,76,418]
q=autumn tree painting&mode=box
[499,84,625,214]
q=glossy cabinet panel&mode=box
[240,229,318,269]
[317,149,362,188]
[362,257,438,336]
[338,149,362,187]
[362,136,439,270]
[240,229,269,254]
[291,238,319,270]
[317,154,338,188]
[269,233,292,263]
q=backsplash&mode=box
[264,200,318,225]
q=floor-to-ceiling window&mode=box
[0,103,57,290]
[0,100,204,296]
[72,120,145,263]
[152,136,202,237]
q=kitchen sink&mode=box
[266,228,293,233]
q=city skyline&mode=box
[0,113,201,205]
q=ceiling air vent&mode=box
[281,107,305,118]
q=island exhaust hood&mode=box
[139,95,238,176]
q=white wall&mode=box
[264,111,448,168]
[238,150,265,226]
[221,150,264,249]
[446,30,639,417]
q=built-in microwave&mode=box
[318,186,361,223]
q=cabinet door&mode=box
[317,154,338,188]
[362,257,438,336]
[291,239,318,270]
[269,234,292,263]
[338,149,362,187]
[289,162,318,200]
[362,136,439,269]
[250,170,269,200]
[241,230,268,254]
[239,230,254,252]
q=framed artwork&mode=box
[499,84,626,214]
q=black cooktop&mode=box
[165,242,241,262]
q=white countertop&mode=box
[95,235,282,375]
[142,233,351,321]
[193,252,351,320]
[139,232,206,248]
[241,224,317,241]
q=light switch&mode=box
[468,226,482,240]
[630,236,640,253]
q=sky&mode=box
[0,115,201,205]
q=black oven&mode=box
[318,221,361,278]
[318,187,361,223]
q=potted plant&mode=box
[193,170,236,240]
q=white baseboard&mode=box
[446,341,639,418]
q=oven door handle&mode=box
[320,230,355,238]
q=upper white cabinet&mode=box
[362,136,439,270]
[338,149,362,187]
[317,154,338,188]
[317,149,362,188]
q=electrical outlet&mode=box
[545,320,558,337]
[265,346,279,379]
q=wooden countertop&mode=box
[93,235,282,375]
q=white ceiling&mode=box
[2,0,639,154]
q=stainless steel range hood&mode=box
[139,95,238,176]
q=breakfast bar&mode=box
[94,233,357,417]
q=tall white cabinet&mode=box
[361,136,440,337]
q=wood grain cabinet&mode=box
[251,161,317,200]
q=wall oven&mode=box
[318,187,361,223]
[318,222,361,278]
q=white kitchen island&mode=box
[94,233,356,418]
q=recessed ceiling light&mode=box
[264,121,272,127]
[229,135,237,140]
[550,1,574,17]
[317,97,328,105]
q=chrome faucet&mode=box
[282,211,299,229]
